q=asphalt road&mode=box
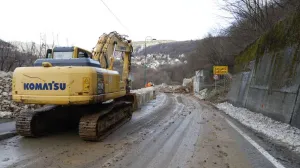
[0,93,299,168]
[0,121,15,133]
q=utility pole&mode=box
[57,34,59,46]
[144,36,156,86]
[144,41,147,86]
[52,32,55,48]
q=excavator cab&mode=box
[35,46,99,68]
[45,46,92,59]
[46,49,53,58]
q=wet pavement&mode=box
[0,119,14,124]
[0,121,15,133]
[0,93,299,168]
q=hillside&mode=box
[134,40,199,58]
[131,40,200,69]
[132,40,175,53]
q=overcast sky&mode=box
[0,0,231,50]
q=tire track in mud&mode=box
[91,95,201,168]
[0,94,205,168]
[0,93,171,168]
[81,93,184,168]
[118,94,177,136]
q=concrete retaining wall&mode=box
[245,86,298,123]
[194,70,213,93]
[229,75,300,125]
[227,72,251,107]
[227,73,243,106]
[131,87,156,109]
[225,10,300,128]
[228,50,300,128]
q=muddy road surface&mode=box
[0,93,298,168]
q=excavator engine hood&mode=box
[12,66,98,104]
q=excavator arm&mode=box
[92,31,133,85]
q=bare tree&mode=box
[222,0,282,31]
[221,0,300,38]
[0,40,39,72]
[209,0,300,65]
[39,33,51,58]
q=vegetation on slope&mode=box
[235,5,300,90]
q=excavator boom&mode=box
[92,31,133,92]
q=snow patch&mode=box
[216,102,300,154]
[0,112,13,118]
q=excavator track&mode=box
[16,105,83,138]
[79,101,133,141]
[16,110,43,137]
[16,101,133,141]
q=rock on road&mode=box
[0,93,296,168]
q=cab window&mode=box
[53,51,73,59]
[78,50,91,58]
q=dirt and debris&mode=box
[0,71,41,118]
[194,77,231,103]
[204,87,229,103]
[156,84,186,93]
[156,77,194,94]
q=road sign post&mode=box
[224,75,226,89]
[213,66,228,90]
[213,75,218,90]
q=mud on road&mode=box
[0,93,291,168]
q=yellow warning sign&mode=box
[83,77,90,91]
[213,66,228,75]
[83,77,90,84]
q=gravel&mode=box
[0,71,41,118]
[216,102,300,155]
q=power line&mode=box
[100,0,131,35]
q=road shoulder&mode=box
[197,98,300,168]
[188,99,252,168]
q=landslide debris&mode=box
[0,71,41,118]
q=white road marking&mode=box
[226,119,286,168]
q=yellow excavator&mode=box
[12,31,137,141]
